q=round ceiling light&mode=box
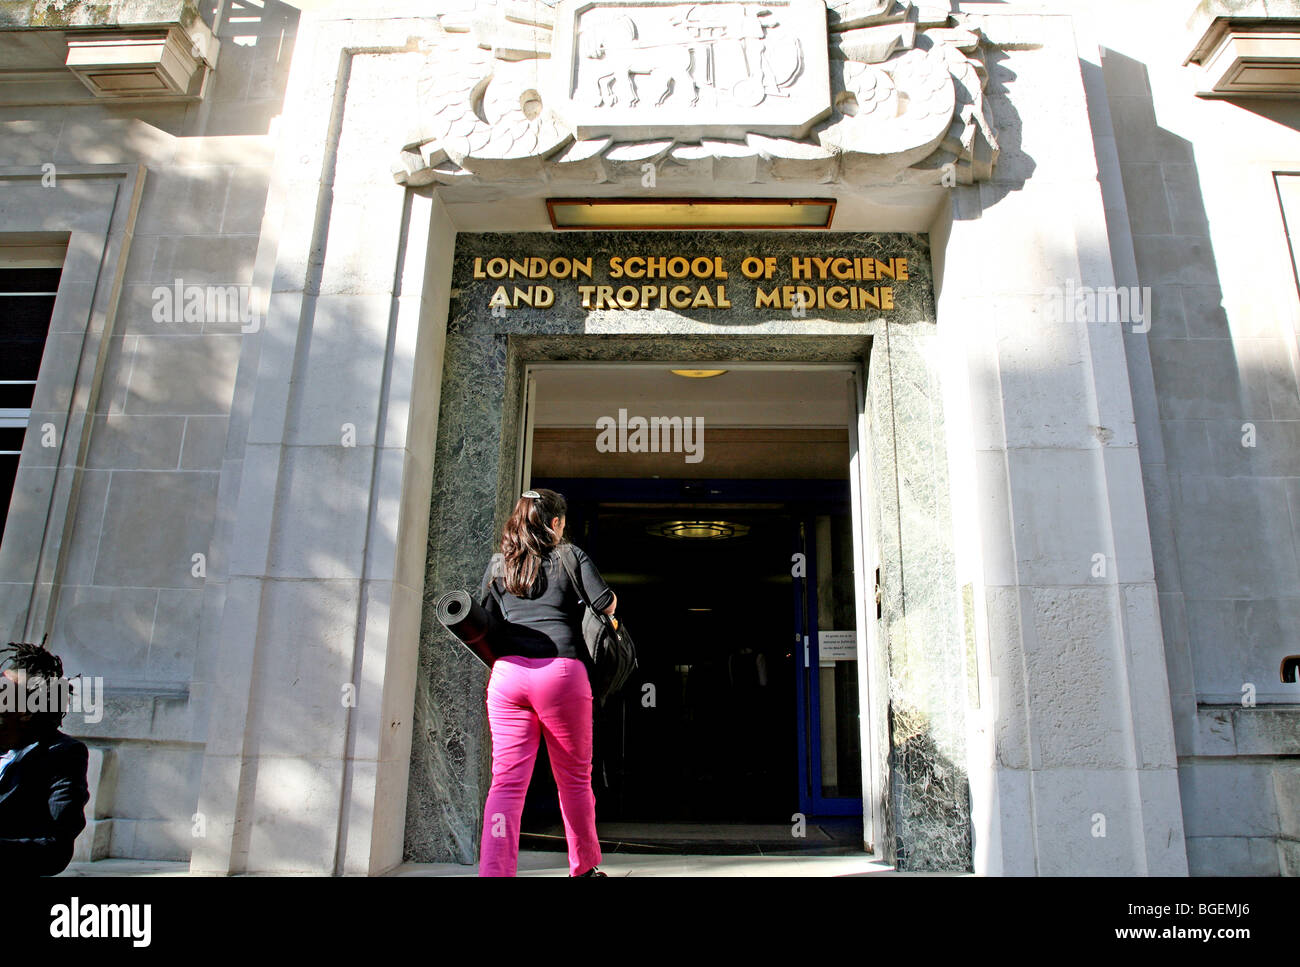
[648,519,751,540]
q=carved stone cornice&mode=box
[0,0,218,103]
[1185,0,1300,97]
[393,0,999,190]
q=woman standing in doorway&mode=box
[477,488,618,877]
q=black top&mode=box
[478,543,614,660]
[0,730,89,877]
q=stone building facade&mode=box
[0,0,1296,874]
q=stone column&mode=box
[935,13,1188,875]
[191,17,450,874]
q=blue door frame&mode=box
[792,515,861,817]
[534,476,865,820]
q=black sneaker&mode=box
[574,866,607,877]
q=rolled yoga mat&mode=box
[435,590,500,668]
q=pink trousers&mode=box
[479,655,602,877]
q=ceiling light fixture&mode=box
[648,520,751,540]
[670,369,728,378]
[547,197,835,230]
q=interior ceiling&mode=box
[531,366,854,428]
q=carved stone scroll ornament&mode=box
[393,0,999,189]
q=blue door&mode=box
[792,513,864,817]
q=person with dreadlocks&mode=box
[0,640,89,876]
[475,488,617,877]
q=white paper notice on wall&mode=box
[818,630,858,664]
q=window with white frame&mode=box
[0,251,62,544]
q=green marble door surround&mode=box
[406,231,972,871]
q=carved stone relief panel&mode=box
[549,0,832,140]
[394,1,1000,190]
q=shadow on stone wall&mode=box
[47,0,302,142]
[981,43,1034,195]
[1101,47,1300,874]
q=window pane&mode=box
[815,512,862,799]
[0,267,61,294]
[0,263,62,543]
[0,295,57,381]
[0,383,35,409]
[0,426,25,453]
[1275,173,1300,300]
[0,453,17,545]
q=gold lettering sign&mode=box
[472,255,909,312]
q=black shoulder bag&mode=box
[557,543,637,706]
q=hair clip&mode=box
[522,490,541,499]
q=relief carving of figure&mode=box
[581,15,699,109]
[578,4,803,111]
[733,6,783,105]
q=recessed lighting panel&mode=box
[547,197,835,230]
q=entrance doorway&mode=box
[514,363,875,854]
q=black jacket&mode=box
[0,731,89,876]
[479,543,614,661]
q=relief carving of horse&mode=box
[580,15,699,109]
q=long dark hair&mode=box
[501,488,567,596]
